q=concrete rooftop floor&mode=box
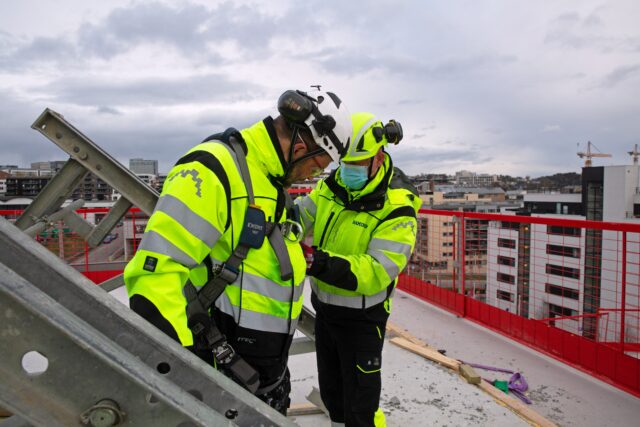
[108,283,640,427]
[287,288,640,427]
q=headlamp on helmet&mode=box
[342,112,404,163]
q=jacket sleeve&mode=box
[124,147,230,347]
[310,204,418,296]
[295,184,320,238]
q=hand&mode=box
[300,242,314,272]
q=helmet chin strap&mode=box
[278,124,303,187]
[281,123,328,185]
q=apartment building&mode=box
[485,164,640,342]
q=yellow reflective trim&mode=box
[374,408,387,427]
[356,364,381,374]
[225,286,299,319]
[384,298,392,314]
[376,326,382,339]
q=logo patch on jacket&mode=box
[143,256,158,272]
[352,220,368,228]
[237,337,256,345]
[167,169,203,197]
[392,221,415,234]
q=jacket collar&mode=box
[325,154,393,212]
[240,117,288,183]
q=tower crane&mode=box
[577,141,611,167]
[628,144,639,165]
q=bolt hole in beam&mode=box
[187,389,203,401]
[156,362,171,374]
[21,350,49,376]
[146,393,159,405]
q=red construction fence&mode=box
[2,206,639,397]
[399,209,640,397]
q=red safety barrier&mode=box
[399,208,640,398]
[3,205,639,397]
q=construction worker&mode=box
[297,112,421,426]
[123,89,352,414]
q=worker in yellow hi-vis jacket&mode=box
[124,89,352,414]
[297,112,421,426]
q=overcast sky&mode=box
[1,0,639,177]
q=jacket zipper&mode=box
[318,211,335,247]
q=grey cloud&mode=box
[96,106,122,115]
[77,2,211,59]
[544,9,639,53]
[315,48,517,79]
[0,89,64,167]
[600,64,640,88]
[1,1,327,70]
[40,74,265,107]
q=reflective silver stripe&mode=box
[238,308,297,334]
[138,230,199,268]
[311,279,388,309]
[227,271,303,303]
[349,116,378,157]
[369,237,412,259]
[215,294,295,334]
[215,292,239,320]
[296,196,316,234]
[368,248,400,279]
[155,194,221,248]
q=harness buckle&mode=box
[212,263,239,283]
[213,341,236,365]
[281,219,303,243]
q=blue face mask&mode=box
[340,161,369,190]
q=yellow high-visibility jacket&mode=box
[124,118,306,366]
[296,154,421,314]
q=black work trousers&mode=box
[313,298,388,427]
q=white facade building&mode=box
[485,164,640,345]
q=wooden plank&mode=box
[386,321,432,347]
[389,336,559,427]
[390,337,461,370]
[287,402,324,417]
[478,380,558,427]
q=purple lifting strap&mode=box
[462,362,532,404]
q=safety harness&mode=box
[183,130,297,394]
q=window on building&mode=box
[428,261,448,269]
[547,225,581,237]
[497,272,515,284]
[546,264,580,280]
[498,238,516,249]
[442,252,453,257]
[497,290,514,302]
[442,231,454,237]
[546,244,580,258]
[443,242,454,247]
[548,303,577,318]
[497,255,516,267]
[500,221,520,230]
[545,283,579,300]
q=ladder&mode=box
[0,109,316,426]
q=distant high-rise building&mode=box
[485,164,640,341]
[129,158,158,175]
[31,161,67,173]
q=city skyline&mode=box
[1,1,639,177]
